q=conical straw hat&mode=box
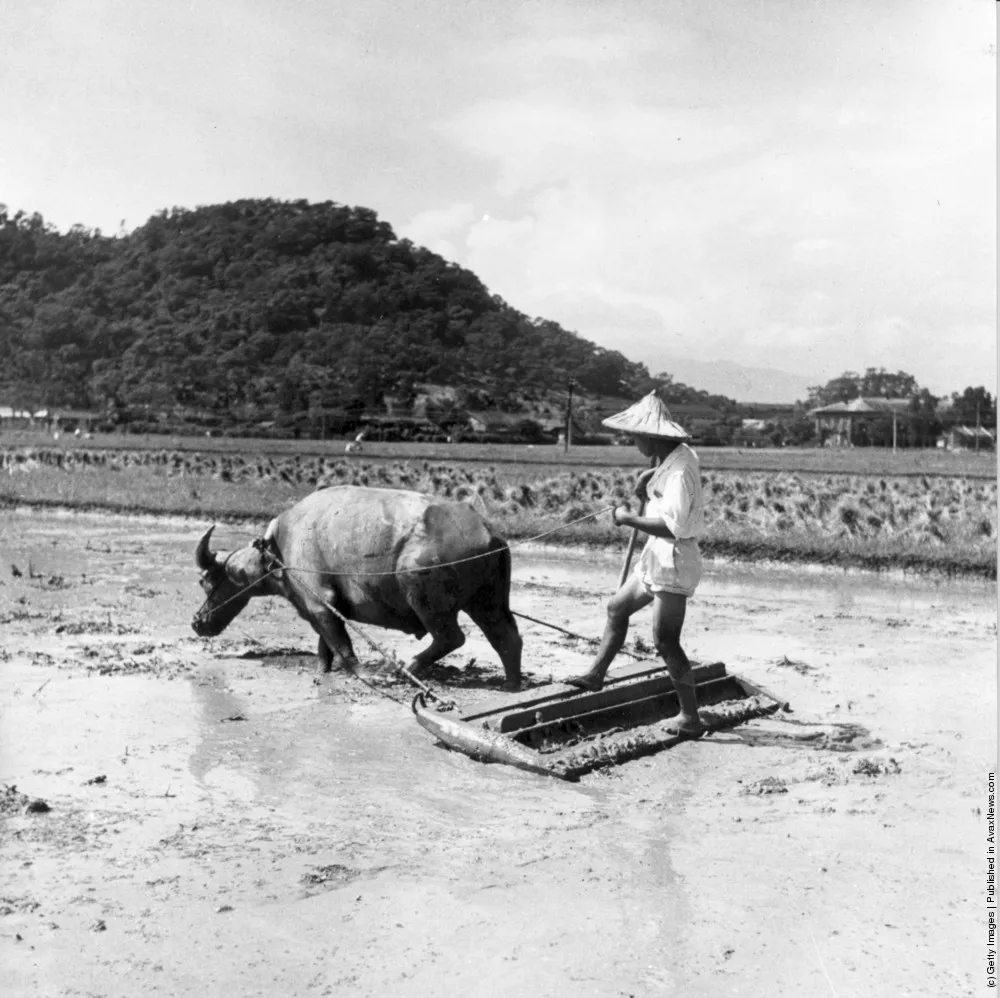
[601,391,690,439]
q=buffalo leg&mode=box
[466,604,523,692]
[406,610,466,675]
[310,611,358,674]
[318,636,333,672]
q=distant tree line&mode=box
[0,201,991,447]
[0,199,669,430]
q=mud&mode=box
[0,509,994,996]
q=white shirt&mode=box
[644,443,704,540]
[635,443,704,594]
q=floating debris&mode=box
[0,785,31,815]
[740,776,789,796]
[853,756,902,777]
[301,864,362,889]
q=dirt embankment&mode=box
[2,446,997,578]
[0,510,995,997]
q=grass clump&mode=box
[1,446,995,578]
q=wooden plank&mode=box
[498,675,679,734]
[732,673,793,713]
[495,661,729,733]
[509,676,747,745]
[460,661,727,726]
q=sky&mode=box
[3,0,996,398]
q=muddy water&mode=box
[518,541,997,615]
[0,510,995,997]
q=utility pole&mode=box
[976,403,981,455]
[564,379,576,454]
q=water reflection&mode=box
[514,546,996,618]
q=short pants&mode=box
[636,537,703,598]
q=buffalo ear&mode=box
[195,525,218,571]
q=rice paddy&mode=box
[3,428,996,478]
[2,445,995,577]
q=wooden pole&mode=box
[617,522,642,590]
[564,379,575,454]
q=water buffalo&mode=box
[192,486,523,691]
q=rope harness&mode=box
[196,504,616,620]
[195,504,622,710]
[272,551,457,711]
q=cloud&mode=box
[401,1,995,393]
[4,0,993,395]
[444,100,757,199]
[402,203,476,259]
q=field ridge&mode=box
[2,444,995,579]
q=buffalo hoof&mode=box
[501,679,521,693]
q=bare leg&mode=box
[566,574,653,691]
[652,592,704,737]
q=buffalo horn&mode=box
[195,525,218,570]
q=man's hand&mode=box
[612,505,631,527]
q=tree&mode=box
[805,368,920,409]
[900,388,937,447]
[858,367,918,399]
[514,418,544,442]
[805,372,861,408]
[949,386,996,427]
[0,196,688,431]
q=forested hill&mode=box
[0,199,672,426]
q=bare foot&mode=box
[664,713,706,739]
[565,674,604,692]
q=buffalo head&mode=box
[192,526,270,637]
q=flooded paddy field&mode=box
[1,510,995,997]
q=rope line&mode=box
[193,562,285,623]
[275,557,457,710]
[195,504,616,622]
[511,610,649,661]
[194,506,623,708]
[271,504,616,579]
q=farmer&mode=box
[566,392,706,738]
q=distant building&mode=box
[47,409,100,433]
[938,425,995,452]
[0,406,100,432]
[0,406,36,427]
[539,416,586,441]
[359,414,444,441]
[467,411,525,436]
[807,397,910,447]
